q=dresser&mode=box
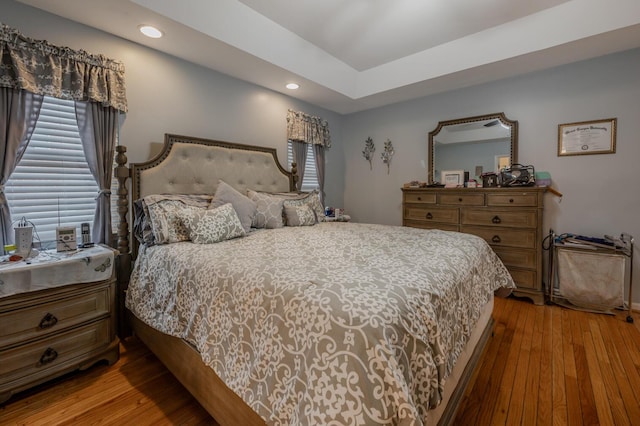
[0,247,119,403]
[402,187,545,304]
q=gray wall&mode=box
[1,0,346,209]
[342,49,640,305]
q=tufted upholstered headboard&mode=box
[130,134,295,202]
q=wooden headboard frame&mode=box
[114,133,297,336]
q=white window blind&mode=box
[287,142,319,192]
[6,96,99,245]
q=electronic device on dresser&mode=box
[56,226,76,252]
[402,186,546,304]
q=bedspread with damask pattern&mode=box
[126,223,514,425]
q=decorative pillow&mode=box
[134,194,212,246]
[284,204,316,227]
[146,200,204,244]
[133,199,155,246]
[186,203,246,244]
[210,180,257,233]
[271,190,325,223]
[247,190,285,229]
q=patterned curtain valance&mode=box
[0,24,127,112]
[286,109,331,148]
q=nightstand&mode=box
[0,245,119,404]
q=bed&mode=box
[115,134,515,425]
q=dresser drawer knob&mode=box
[492,235,502,243]
[509,198,514,203]
[39,347,58,366]
[492,215,502,224]
[458,197,463,202]
[39,313,58,329]
[426,212,433,220]
[417,197,422,201]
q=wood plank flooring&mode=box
[1,296,639,425]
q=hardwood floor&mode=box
[1,297,638,425]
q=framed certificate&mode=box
[558,118,616,156]
[441,170,464,187]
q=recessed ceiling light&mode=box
[139,25,163,39]
[286,83,299,90]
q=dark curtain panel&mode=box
[0,87,43,247]
[292,141,307,191]
[312,144,326,206]
[75,101,118,244]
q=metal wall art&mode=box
[362,137,375,170]
[381,139,395,174]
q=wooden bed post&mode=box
[114,145,132,338]
[291,162,298,190]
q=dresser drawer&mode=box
[403,220,459,232]
[404,206,459,224]
[461,226,537,249]
[0,285,111,348]
[507,268,538,289]
[492,247,537,269]
[403,192,436,204]
[0,318,111,387]
[461,208,538,228]
[486,192,539,207]
[438,193,485,206]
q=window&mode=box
[6,96,98,245]
[287,142,319,192]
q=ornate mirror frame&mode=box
[427,112,518,184]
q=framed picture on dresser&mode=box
[441,170,464,187]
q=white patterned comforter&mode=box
[126,223,514,425]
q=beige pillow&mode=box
[284,204,316,226]
[247,190,285,229]
[210,180,257,233]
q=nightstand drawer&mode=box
[438,193,485,206]
[0,318,111,386]
[0,285,111,348]
[461,226,536,248]
[404,206,459,224]
[461,208,537,228]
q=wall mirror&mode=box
[428,112,518,184]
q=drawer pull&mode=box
[417,197,422,201]
[509,198,514,203]
[39,313,58,329]
[492,215,502,224]
[39,347,58,366]
[458,197,463,202]
[492,235,502,243]
[426,212,433,220]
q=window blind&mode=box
[6,96,99,245]
[287,142,319,192]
